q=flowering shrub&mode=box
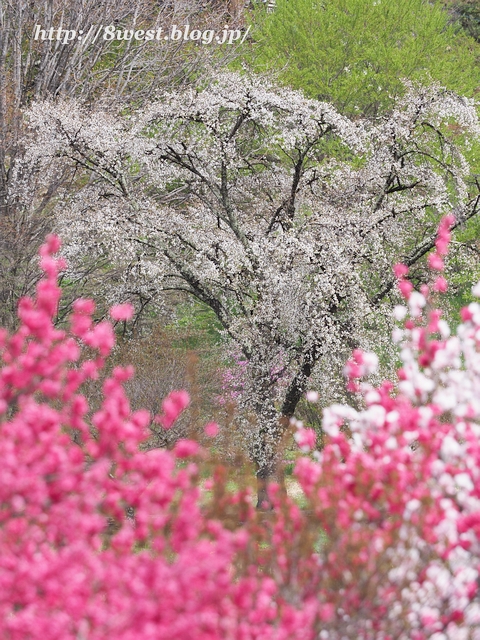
[5,221,480,639]
[295,215,480,638]
[217,347,249,405]
[0,236,317,639]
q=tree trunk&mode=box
[255,416,290,509]
[256,460,286,510]
[253,346,321,509]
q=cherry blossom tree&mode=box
[24,72,480,503]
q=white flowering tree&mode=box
[24,72,480,504]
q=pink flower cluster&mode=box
[154,389,190,429]
[0,236,319,640]
[299,216,480,637]
[217,348,249,405]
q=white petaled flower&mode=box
[393,305,407,321]
[362,352,379,375]
[472,282,480,298]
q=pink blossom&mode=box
[174,439,200,458]
[110,303,134,321]
[428,252,445,271]
[393,263,409,278]
[433,276,448,293]
[399,279,414,299]
[155,389,190,429]
[204,422,219,437]
[294,428,316,452]
[72,298,95,314]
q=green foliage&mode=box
[248,0,480,117]
[172,300,224,348]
